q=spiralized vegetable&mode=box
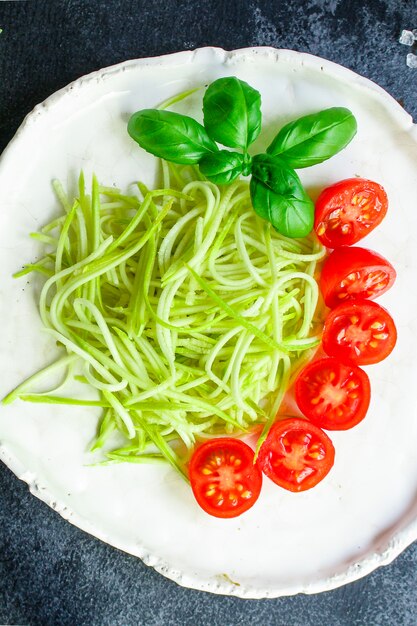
[3,163,326,477]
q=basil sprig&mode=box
[127,78,357,238]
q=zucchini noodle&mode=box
[3,165,326,476]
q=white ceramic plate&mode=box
[1,47,417,598]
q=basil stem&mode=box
[127,109,218,165]
[250,154,314,238]
[199,151,252,184]
[203,77,262,150]
[267,107,357,168]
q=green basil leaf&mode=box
[250,154,314,238]
[128,109,218,165]
[266,107,357,168]
[203,77,262,150]
[199,151,248,184]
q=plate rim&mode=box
[1,45,416,599]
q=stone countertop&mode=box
[1,1,417,624]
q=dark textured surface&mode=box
[1,1,417,625]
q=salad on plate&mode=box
[2,76,397,519]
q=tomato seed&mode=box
[309,451,324,460]
[371,321,384,330]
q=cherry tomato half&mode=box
[315,178,388,247]
[320,246,396,308]
[188,438,262,518]
[295,357,370,430]
[322,299,397,365]
[258,418,335,492]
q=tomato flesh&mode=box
[258,418,335,492]
[320,246,396,308]
[188,438,262,518]
[322,299,397,365]
[295,357,370,430]
[315,178,388,247]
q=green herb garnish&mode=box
[202,76,262,150]
[127,77,357,238]
[250,154,314,239]
[127,110,218,164]
[266,106,357,168]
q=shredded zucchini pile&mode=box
[4,163,326,476]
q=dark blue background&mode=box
[1,1,417,624]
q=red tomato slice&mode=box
[322,299,397,365]
[188,438,262,518]
[258,418,335,492]
[320,246,396,308]
[315,178,388,247]
[295,357,370,430]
